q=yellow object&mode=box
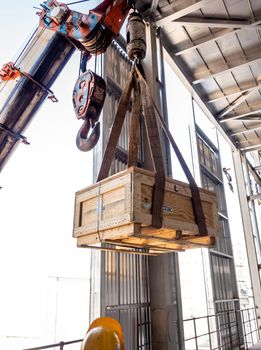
[81,317,125,350]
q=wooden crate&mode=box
[73,167,220,253]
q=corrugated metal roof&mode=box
[137,0,261,153]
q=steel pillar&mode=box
[143,24,184,350]
[233,150,261,335]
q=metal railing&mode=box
[23,339,83,350]
[23,308,259,350]
[183,308,259,350]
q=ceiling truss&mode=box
[138,0,261,153]
[165,17,261,29]
[193,50,261,84]
[155,0,211,26]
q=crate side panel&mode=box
[81,197,99,226]
[99,173,132,231]
[132,169,219,236]
[73,186,100,237]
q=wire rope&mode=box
[14,27,38,64]
[100,49,103,77]
[0,26,47,95]
[65,0,90,5]
[94,32,98,74]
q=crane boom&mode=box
[0,28,75,171]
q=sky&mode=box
[0,1,100,348]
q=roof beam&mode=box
[175,18,261,56]
[239,136,261,143]
[247,159,261,185]
[220,109,261,123]
[161,32,237,151]
[234,116,261,121]
[175,29,234,56]
[239,142,261,152]
[217,87,260,118]
[193,50,261,84]
[208,84,261,103]
[167,17,260,29]
[230,124,261,136]
[156,0,210,27]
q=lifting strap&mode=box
[97,62,208,235]
[97,66,135,182]
[127,77,140,168]
[138,73,165,228]
[135,65,208,236]
[97,64,165,228]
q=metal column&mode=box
[143,24,184,350]
[233,150,261,335]
[91,39,152,350]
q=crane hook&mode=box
[73,69,106,152]
[76,118,100,152]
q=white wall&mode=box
[165,62,212,322]
[218,133,254,308]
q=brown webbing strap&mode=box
[97,67,135,182]
[135,65,208,236]
[139,76,165,228]
[128,76,140,167]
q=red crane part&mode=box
[0,62,21,81]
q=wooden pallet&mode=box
[73,167,220,254]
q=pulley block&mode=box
[73,69,106,121]
[126,12,146,61]
[81,23,114,55]
[73,69,106,151]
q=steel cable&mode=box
[66,0,90,5]
[0,26,46,95]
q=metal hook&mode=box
[76,119,100,152]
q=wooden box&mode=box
[73,167,219,253]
